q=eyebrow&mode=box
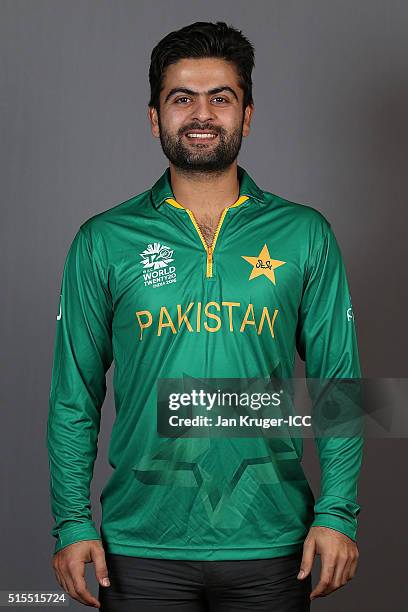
[164,86,239,103]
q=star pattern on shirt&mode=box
[242,243,286,285]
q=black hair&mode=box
[148,21,255,112]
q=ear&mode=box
[242,103,254,137]
[148,106,160,138]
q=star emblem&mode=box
[242,243,286,285]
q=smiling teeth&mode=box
[187,133,217,138]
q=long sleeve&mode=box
[46,224,113,554]
[296,221,363,542]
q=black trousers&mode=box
[98,552,312,611]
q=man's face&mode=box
[148,57,253,172]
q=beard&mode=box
[157,112,245,173]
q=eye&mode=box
[175,97,190,104]
[213,96,228,103]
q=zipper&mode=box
[165,195,249,278]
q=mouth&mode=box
[184,131,219,142]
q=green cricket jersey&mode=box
[46,164,363,559]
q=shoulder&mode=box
[76,187,152,246]
[261,189,332,250]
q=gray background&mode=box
[1,0,407,609]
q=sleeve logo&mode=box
[56,294,62,320]
[347,294,355,321]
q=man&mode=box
[47,21,362,611]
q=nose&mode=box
[190,95,216,123]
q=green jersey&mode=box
[46,165,363,560]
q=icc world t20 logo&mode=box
[140,242,174,270]
[140,242,177,288]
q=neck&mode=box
[169,162,240,215]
